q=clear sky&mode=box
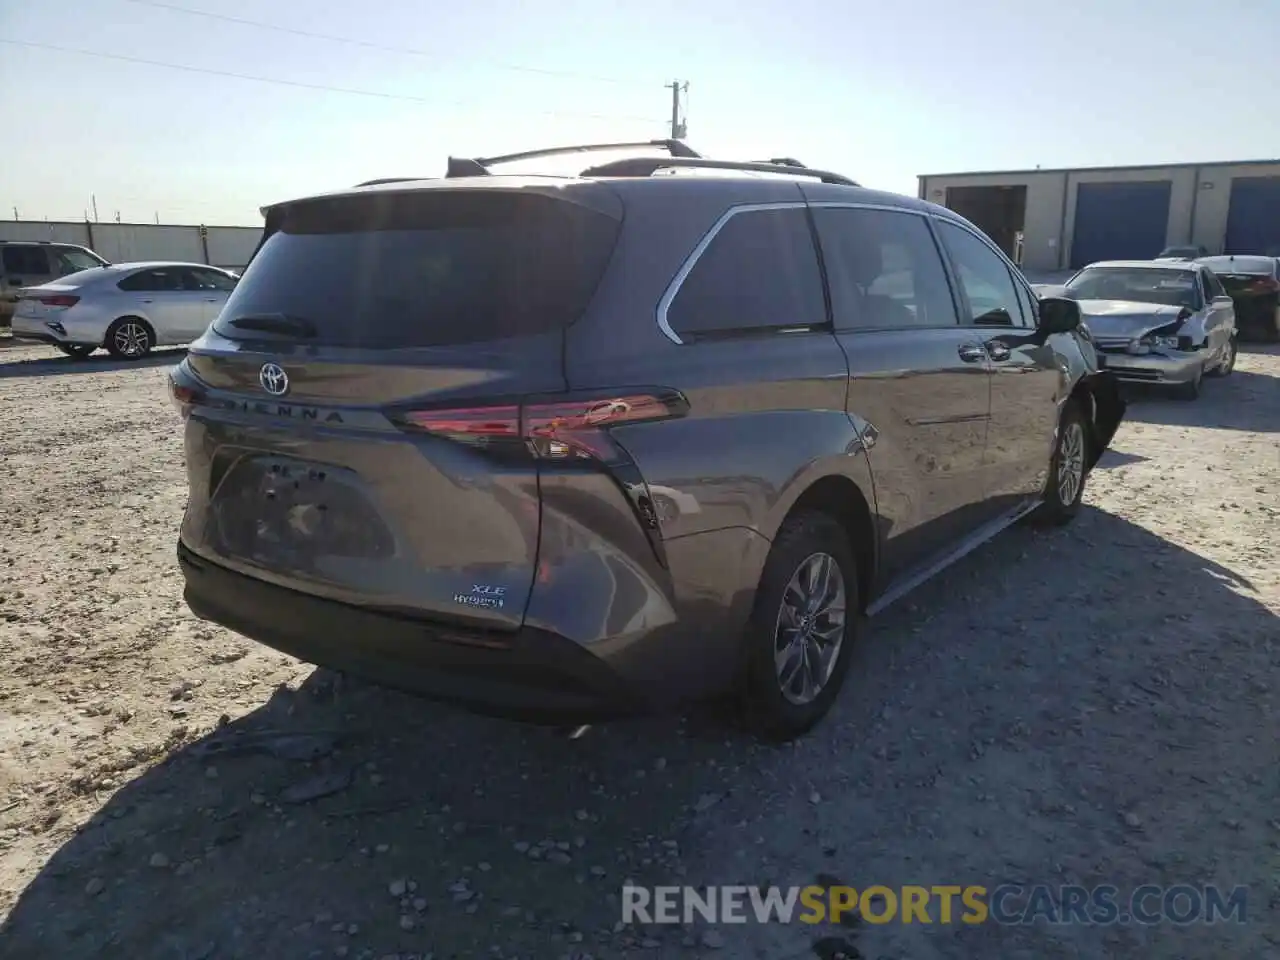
[3,0,1278,227]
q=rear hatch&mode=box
[174,182,624,632]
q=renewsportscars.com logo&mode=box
[622,884,1248,926]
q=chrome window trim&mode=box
[655,201,811,346]
[807,200,931,217]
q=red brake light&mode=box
[393,391,687,461]
[37,295,79,308]
[1253,277,1280,293]
[167,369,205,418]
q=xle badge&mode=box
[453,584,507,610]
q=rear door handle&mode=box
[140,298,153,303]
[985,340,1012,361]
[957,343,986,363]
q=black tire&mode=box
[56,343,96,360]
[1032,399,1089,527]
[1207,336,1236,377]
[1172,365,1203,401]
[105,317,154,360]
[738,511,860,741]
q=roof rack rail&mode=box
[444,139,701,178]
[577,156,859,187]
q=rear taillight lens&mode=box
[167,368,205,419]
[36,295,79,308]
[393,390,688,461]
[1252,277,1280,293]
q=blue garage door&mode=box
[1069,180,1172,268]
[1225,177,1280,256]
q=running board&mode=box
[865,499,1042,617]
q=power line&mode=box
[116,0,654,89]
[0,38,667,125]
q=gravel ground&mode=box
[1,341,1277,960]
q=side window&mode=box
[812,207,958,330]
[1202,269,1225,300]
[54,248,105,274]
[935,220,1025,327]
[2,245,50,276]
[118,269,181,292]
[666,207,826,339]
[188,268,237,292]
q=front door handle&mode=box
[985,340,1012,362]
[957,343,986,363]
[140,298,153,303]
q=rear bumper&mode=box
[177,541,650,723]
[10,319,97,348]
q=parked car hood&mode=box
[1076,299,1188,339]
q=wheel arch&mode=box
[764,464,879,614]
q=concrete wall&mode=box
[0,220,262,270]
[919,161,1280,271]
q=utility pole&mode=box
[11,206,18,221]
[666,80,688,139]
[91,194,99,222]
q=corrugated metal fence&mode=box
[0,220,262,271]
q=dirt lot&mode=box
[1,341,1277,960]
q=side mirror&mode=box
[1037,296,1081,335]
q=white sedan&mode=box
[10,261,238,359]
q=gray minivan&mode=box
[170,141,1125,739]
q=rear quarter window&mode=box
[666,207,826,339]
[213,190,622,348]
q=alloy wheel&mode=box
[114,321,150,358]
[1057,421,1085,506]
[773,552,847,706]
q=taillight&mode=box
[167,368,205,419]
[392,390,688,461]
[36,295,79,308]
[1252,277,1280,293]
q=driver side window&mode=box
[935,220,1027,327]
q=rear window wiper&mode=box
[227,312,317,338]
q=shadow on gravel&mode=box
[0,349,186,379]
[1119,366,1279,432]
[2,507,1276,960]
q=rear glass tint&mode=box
[213,190,621,348]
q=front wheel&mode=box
[56,343,95,360]
[1208,336,1236,378]
[105,317,153,360]
[738,512,859,741]
[1032,400,1089,527]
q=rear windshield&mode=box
[1197,256,1275,276]
[213,190,621,348]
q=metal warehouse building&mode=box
[917,160,1280,273]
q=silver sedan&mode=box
[10,261,238,359]
[1040,260,1238,400]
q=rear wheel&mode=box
[56,343,95,360]
[1032,400,1088,527]
[739,512,859,741]
[105,317,153,359]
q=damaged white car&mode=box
[1043,260,1238,400]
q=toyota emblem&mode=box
[259,362,289,396]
